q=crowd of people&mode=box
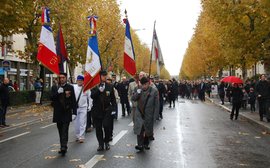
[0,72,269,157]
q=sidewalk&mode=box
[206,96,270,132]
[0,102,53,133]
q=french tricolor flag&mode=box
[37,7,60,75]
[83,16,102,92]
[41,7,50,25]
[123,18,136,76]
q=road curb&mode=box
[206,97,270,132]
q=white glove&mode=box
[58,87,64,94]
[137,89,142,94]
[111,111,116,115]
[72,114,76,121]
[99,85,105,92]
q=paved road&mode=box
[0,99,270,168]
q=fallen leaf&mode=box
[76,165,86,168]
[45,156,57,159]
[113,155,124,158]
[99,157,106,161]
[126,144,133,147]
[126,154,135,159]
[254,136,261,139]
[238,132,249,136]
[70,159,81,162]
[50,149,58,152]
[166,140,173,143]
[238,163,249,166]
[52,144,60,147]
[235,141,241,144]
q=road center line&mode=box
[0,132,30,144]
[111,130,128,145]
[85,155,104,168]
[40,123,55,129]
[128,121,134,127]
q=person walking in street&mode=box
[132,77,159,151]
[256,74,270,122]
[154,76,166,120]
[117,76,130,117]
[230,83,243,120]
[248,88,256,112]
[91,70,116,151]
[51,73,77,156]
[199,80,206,101]
[128,74,139,121]
[0,78,10,127]
[34,78,42,105]
[73,75,92,143]
[218,81,226,105]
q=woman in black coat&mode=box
[230,83,243,120]
[218,82,226,105]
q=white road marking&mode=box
[40,123,55,129]
[85,155,104,168]
[0,132,30,144]
[176,105,186,168]
[111,130,128,145]
[128,121,134,127]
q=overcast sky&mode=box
[118,0,202,76]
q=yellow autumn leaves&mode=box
[180,0,270,79]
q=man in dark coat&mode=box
[256,74,270,122]
[154,77,166,119]
[91,70,116,151]
[51,73,77,156]
[0,78,10,127]
[230,83,243,120]
[132,77,159,151]
[218,82,226,105]
[198,80,206,101]
[117,76,130,117]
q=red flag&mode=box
[56,24,68,73]
[37,8,59,75]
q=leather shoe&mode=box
[97,145,104,151]
[105,143,110,150]
[135,145,144,151]
[144,145,150,150]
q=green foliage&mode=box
[8,90,50,106]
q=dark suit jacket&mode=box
[91,83,116,120]
[51,83,77,123]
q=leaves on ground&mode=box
[126,154,135,159]
[113,155,124,158]
[262,131,270,135]
[238,132,249,136]
[45,156,57,159]
[99,156,106,161]
[70,159,81,162]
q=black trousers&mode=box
[231,102,241,119]
[0,104,8,125]
[86,110,92,129]
[94,118,111,146]
[250,102,256,112]
[121,98,130,116]
[137,126,149,147]
[258,99,267,120]
[159,96,164,118]
[56,122,70,150]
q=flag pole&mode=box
[149,21,156,77]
